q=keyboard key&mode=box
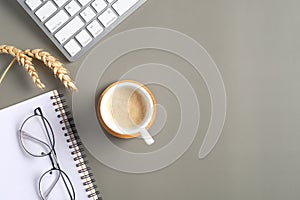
[25,0,42,10]
[18,0,147,61]
[98,8,117,27]
[78,0,92,6]
[80,7,96,22]
[55,16,84,44]
[113,0,139,16]
[91,0,107,13]
[64,39,81,56]
[65,0,81,16]
[35,1,57,22]
[53,0,68,7]
[76,30,92,47]
[45,10,69,33]
[87,20,103,37]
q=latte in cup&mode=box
[109,87,148,129]
[97,80,156,145]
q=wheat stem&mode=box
[0,45,45,89]
[0,57,17,85]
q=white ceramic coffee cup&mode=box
[98,80,156,145]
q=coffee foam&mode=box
[108,87,147,130]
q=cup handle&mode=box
[139,128,154,145]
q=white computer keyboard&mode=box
[17,0,147,61]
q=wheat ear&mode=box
[0,45,45,89]
[24,49,78,92]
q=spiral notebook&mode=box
[0,90,101,200]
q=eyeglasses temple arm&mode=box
[20,130,52,151]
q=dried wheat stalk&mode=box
[24,49,78,92]
[0,45,45,89]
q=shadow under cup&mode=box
[97,80,156,140]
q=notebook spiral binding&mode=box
[50,92,102,200]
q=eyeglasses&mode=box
[19,107,75,200]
